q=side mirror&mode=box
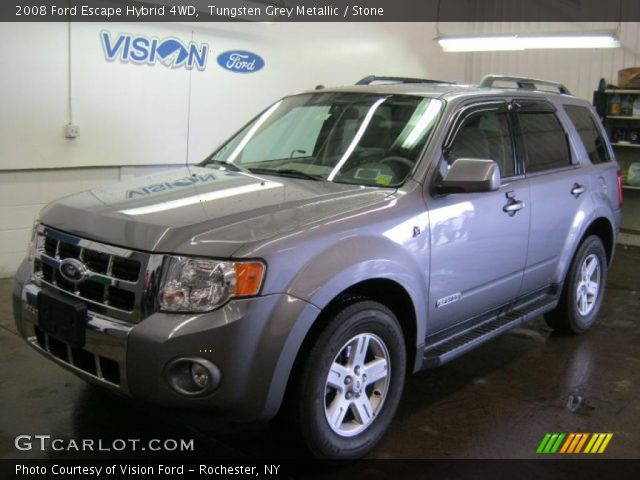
[438,158,501,193]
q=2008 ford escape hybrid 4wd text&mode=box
[13,75,622,459]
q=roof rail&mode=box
[356,75,455,86]
[479,75,571,95]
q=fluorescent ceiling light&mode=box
[438,33,620,52]
[439,35,523,52]
[521,35,620,49]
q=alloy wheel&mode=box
[323,333,390,437]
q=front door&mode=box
[426,101,530,335]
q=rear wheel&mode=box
[293,300,406,459]
[545,235,607,334]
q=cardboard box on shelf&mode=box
[618,67,640,89]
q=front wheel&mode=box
[545,235,608,334]
[294,300,406,459]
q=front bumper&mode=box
[13,260,320,421]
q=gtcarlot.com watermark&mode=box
[14,435,194,452]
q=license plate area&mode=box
[37,290,87,348]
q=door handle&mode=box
[571,183,586,198]
[503,199,525,216]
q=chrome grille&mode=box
[32,225,160,323]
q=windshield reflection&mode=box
[201,93,443,188]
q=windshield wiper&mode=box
[247,167,324,181]
[202,159,248,172]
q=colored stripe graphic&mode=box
[598,433,614,453]
[584,433,599,453]
[575,434,588,453]
[536,433,552,453]
[560,433,575,453]
[584,433,614,454]
[544,433,559,453]
[537,433,566,453]
[550,433,565,453]
[567,433,582,453]
[538,433,613,454]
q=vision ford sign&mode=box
[217,50,265,73]
[101,31,209,71]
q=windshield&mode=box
[201,92,443,187]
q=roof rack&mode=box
[479,75,571,95]
[356,75,455,86]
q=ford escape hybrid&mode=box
[13,75,622,459]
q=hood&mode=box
[40,167,395,256]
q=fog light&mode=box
[190,363,209,389]
[164,357,221,397]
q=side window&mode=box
[563,105,611,164]
[518,111,571,173]
[446,109,515,177]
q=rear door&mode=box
[514,100,592,294]
[426,100,531,334]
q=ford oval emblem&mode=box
[216,50,264,74]
[59,258,89,283]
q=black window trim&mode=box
[443,100,507,151]
[437,99,521,185]
[511,98,576,176]
[511,99,557,113]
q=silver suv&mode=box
[13,75,622,459]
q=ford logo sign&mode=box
[59,258,89,283]
[217,50,264,74]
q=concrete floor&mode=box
[0,245,639,460]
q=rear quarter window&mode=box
[563,105,611,164]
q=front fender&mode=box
[285,235,429,347]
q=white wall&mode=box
[453,22,640,100]
[2,21,635,277]
[0,21,466,277]
[0,22,466,171]
[0,165,173,277]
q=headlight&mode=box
[159,256,265,312]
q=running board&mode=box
[423,294,558,369]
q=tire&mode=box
[293,300,406,459]
[545,235,607,334]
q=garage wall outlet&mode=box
[64,124,80,139]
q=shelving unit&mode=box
[593,88,640,237]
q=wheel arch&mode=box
[273,277,421,419]
[310,279,418,374]
[555,213,616,285]
[580,217,615,264]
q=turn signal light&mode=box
[616,169,623,208]
[234,262,265,296]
